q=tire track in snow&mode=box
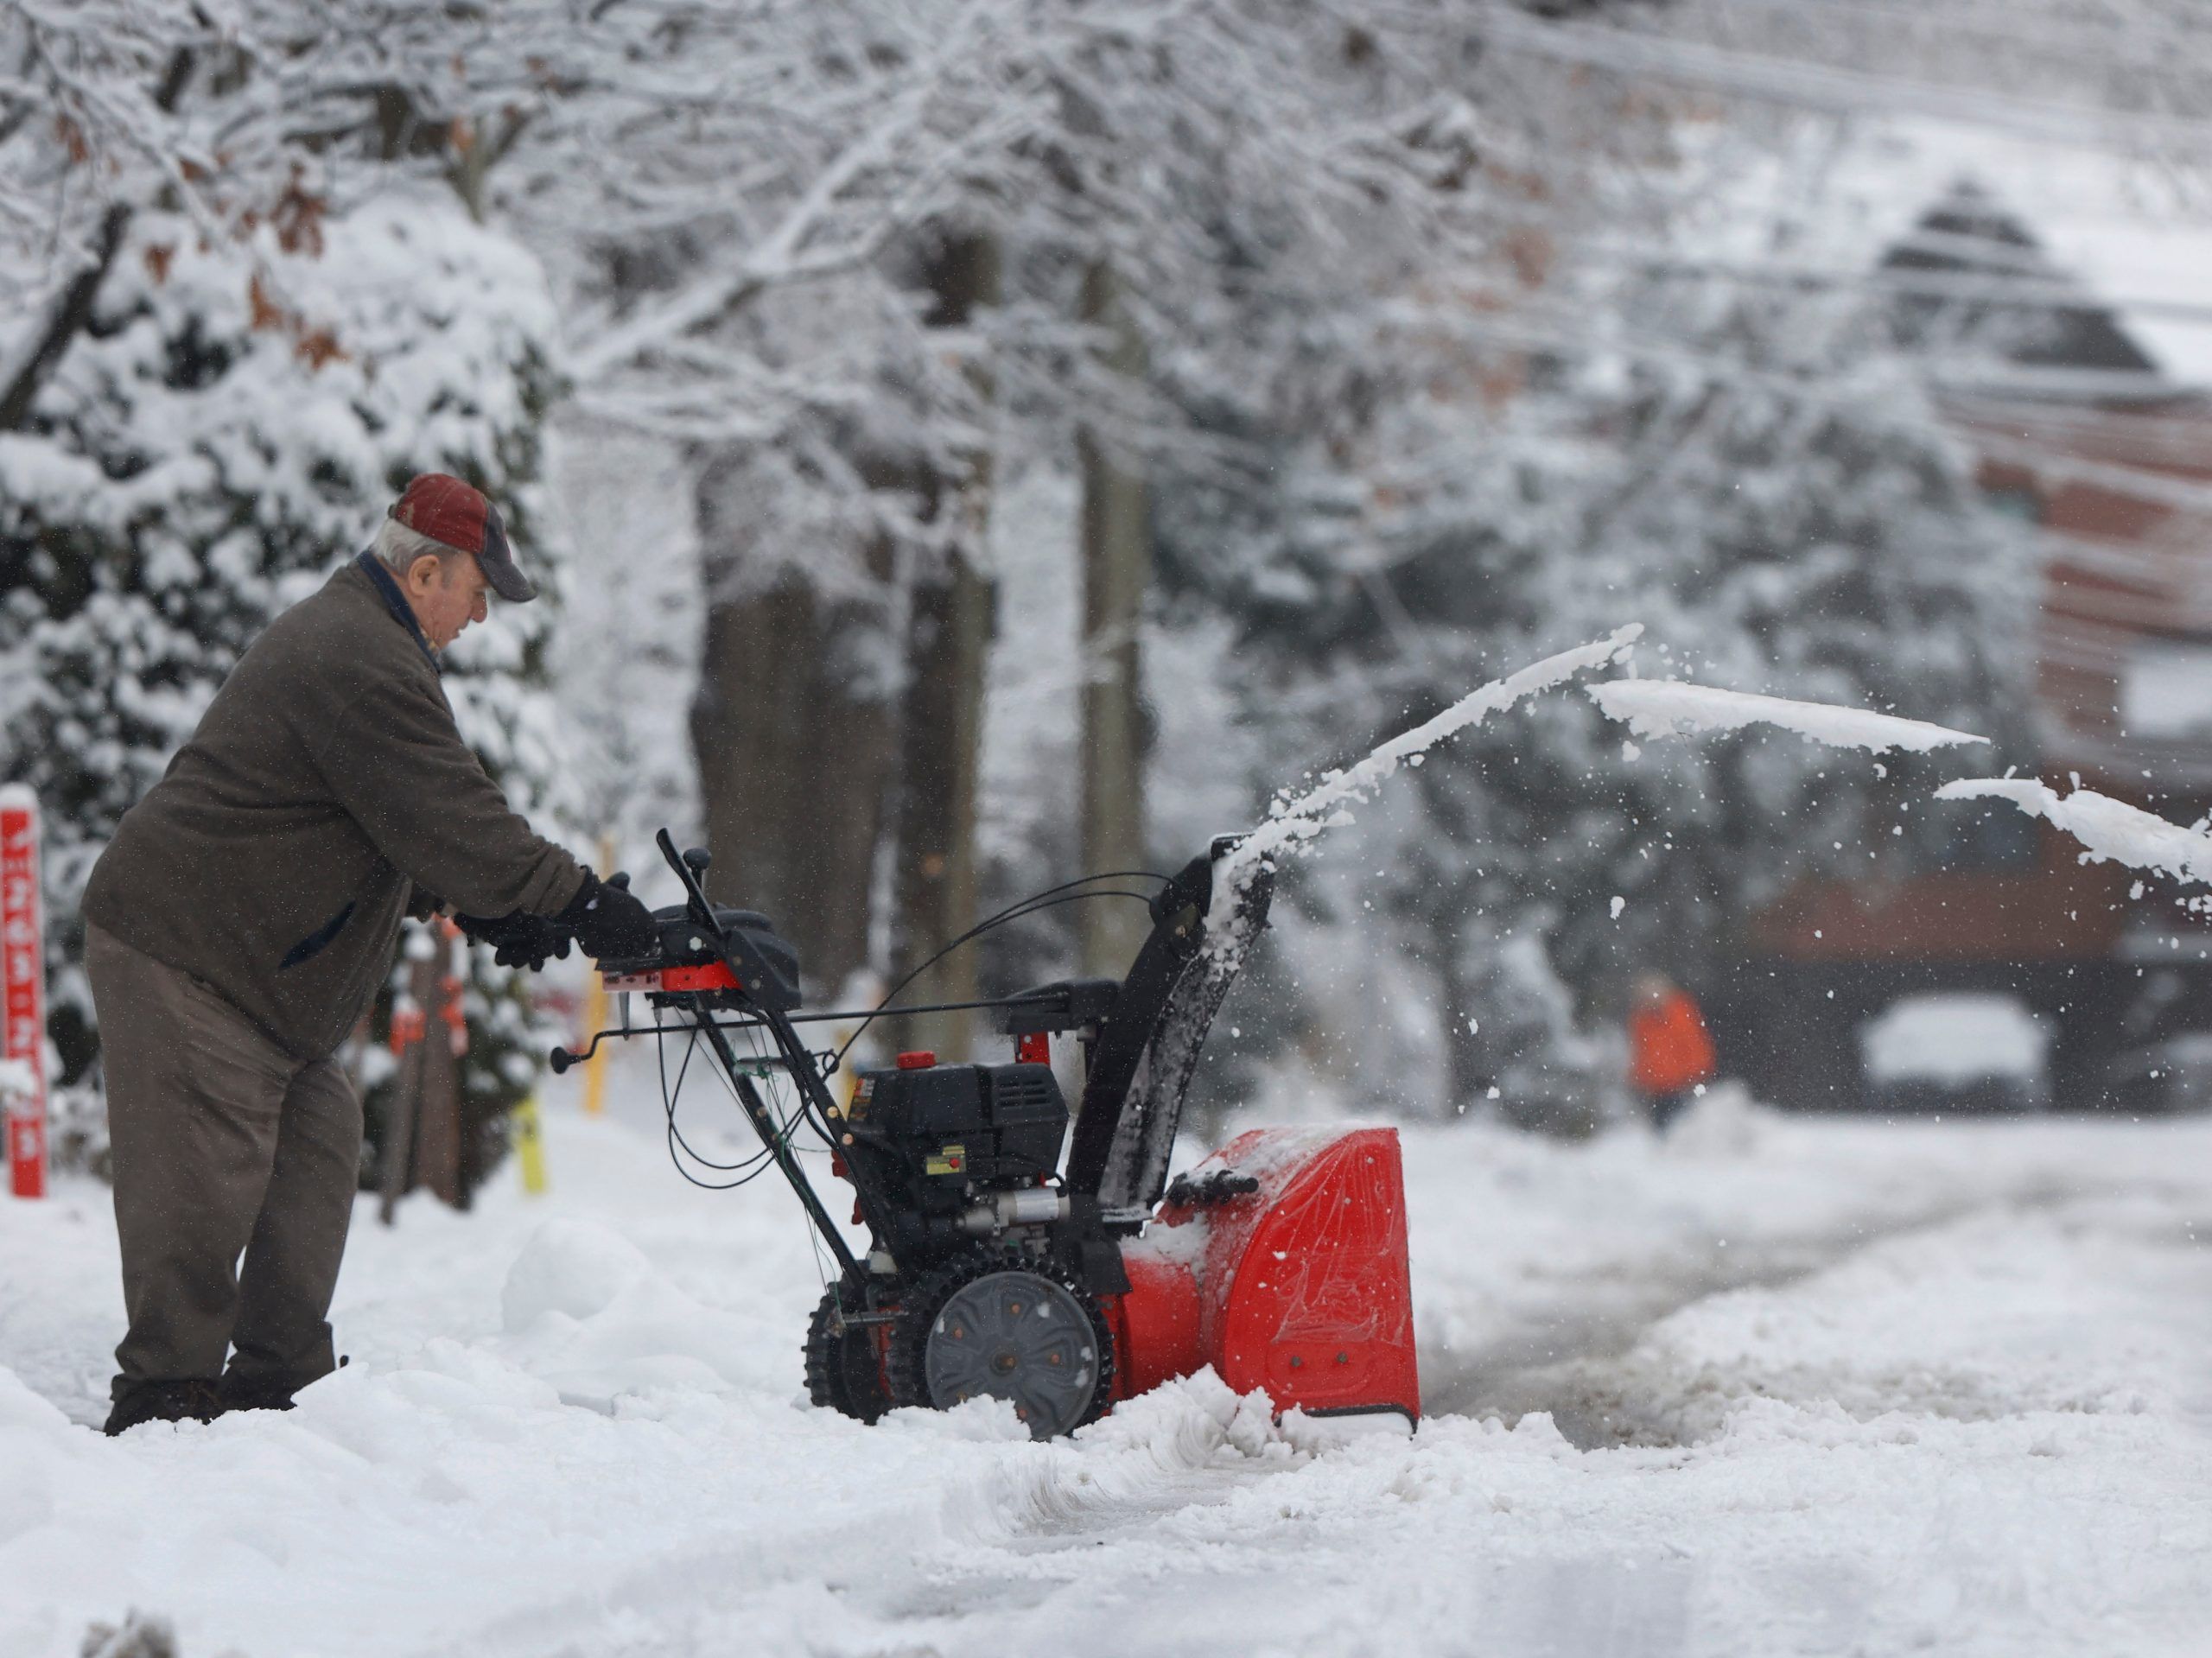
[1420,1183,2079,1447]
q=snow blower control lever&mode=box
[550,829,1420,1439]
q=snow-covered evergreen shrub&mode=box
[0,193,569,1190]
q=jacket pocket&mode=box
[279,900,356,971]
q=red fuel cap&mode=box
[896,1050,938,1070]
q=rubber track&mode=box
[804,1282,891,1424]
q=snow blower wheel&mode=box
[804,1284,891,1424]
[888,1253,1113,1439]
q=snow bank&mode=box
[1652,1078,1769,1158]
[494,1216,780,1401]
[1588,679,1989,753]
[1938,776,2212,886]
[500,1217,654,1328]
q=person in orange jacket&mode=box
[1628,974,1717,1133]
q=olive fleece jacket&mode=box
[84,556,585,1062]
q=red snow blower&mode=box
[550,830,1418,1439]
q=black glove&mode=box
[454,910,572,973]
[557,870,659,962]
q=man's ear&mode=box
[406,553,443,594]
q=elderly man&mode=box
[80,473,655,1435]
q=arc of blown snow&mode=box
[1204,630,2005,936]
[1936,778,2212,887]
[1586,680,1990,754]
[1210,625,1644,917]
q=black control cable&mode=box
[827,874,1168,1069]
[656,1010,791,1189]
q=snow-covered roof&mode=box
[1715,120,2212,395]
[1878,178,2187,405]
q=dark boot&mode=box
[103,1378,224,1436]
[217,1369,301,1413]
[219,1351,345,1413]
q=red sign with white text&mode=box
[1,788,48,1198]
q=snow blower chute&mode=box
[550,830,1418,1439]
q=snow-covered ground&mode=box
[5,1060,2212,1658]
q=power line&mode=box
[1675,0,2208,84]
[1618,252,2212,328]
[1456,3,2212,155]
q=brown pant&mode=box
[85,923,361,1401]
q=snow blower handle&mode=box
[656,828,719,932]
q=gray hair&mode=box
[373,515,463,581]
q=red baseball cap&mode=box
[388,473,536,602]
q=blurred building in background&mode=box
[1729,183,2212,1115]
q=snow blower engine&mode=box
[550,829,1419,1439]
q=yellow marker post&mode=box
[830,1018,861,1118]
[513,1092,548,1195]
[829,971,884,1119]
[581,832,615,1117]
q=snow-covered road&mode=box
[5,1061,2211,1657]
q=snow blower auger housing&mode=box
[551,829,1419,1439]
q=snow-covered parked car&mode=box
[1859,993,2050,1114]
